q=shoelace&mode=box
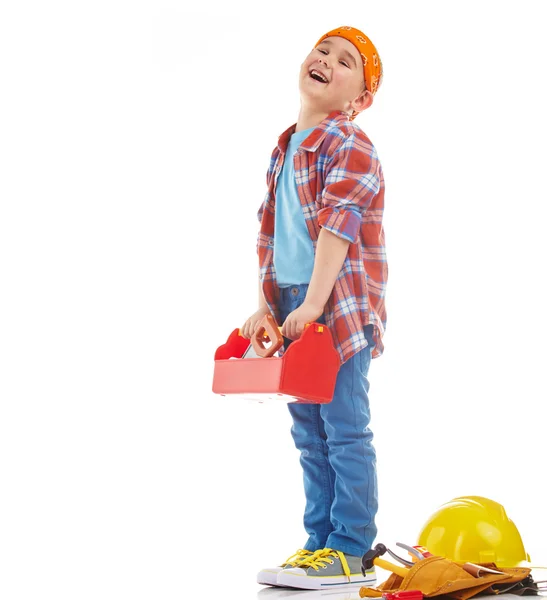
[282,549,314,567]
[298,548,352,580]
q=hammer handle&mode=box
[374,557,409,578]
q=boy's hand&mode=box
[282,302,323,340]
[240,306,270,339]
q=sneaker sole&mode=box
[257,568,290,587]
[257,553,316,587]
[277,568,377,590]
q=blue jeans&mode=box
[278,284,377,557]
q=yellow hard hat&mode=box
[417,496,531,567]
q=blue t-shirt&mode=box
[273,127,316,287]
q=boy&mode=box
[241,26,387,591]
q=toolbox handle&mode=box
[251,314,284,357]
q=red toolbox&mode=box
[212,314,340,403]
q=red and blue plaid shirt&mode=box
[257,110,388,363]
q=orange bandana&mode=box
[315,26,383,119]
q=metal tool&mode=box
[386,547,414,568]
[241,341,261,358]
[361,543,410,579]
[396,542,427,561]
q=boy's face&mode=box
[299,36,370,116]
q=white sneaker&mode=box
[257,587,363,599]
[277,548,377,590]
[257,549,316,587]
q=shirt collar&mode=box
[276,110,351,154]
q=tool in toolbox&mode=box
[212,313,341,403]
[241,315,319,359]
[240,314,283,359]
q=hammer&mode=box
[361,543,410,578]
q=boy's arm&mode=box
[317,134,381,243]
[246,153,276,338]
[241,267,270,339]
[281,228,349,340]
[258,267,268,310]
[306,228,350,310]
[282,135,380,340]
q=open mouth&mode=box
[309,69,328,84]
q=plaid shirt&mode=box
[257,110,387,363]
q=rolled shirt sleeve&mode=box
[317,134,381,243]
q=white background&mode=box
[1,1,546,598]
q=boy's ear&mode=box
[352,89,373,113]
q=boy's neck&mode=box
[295,106,339,132]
